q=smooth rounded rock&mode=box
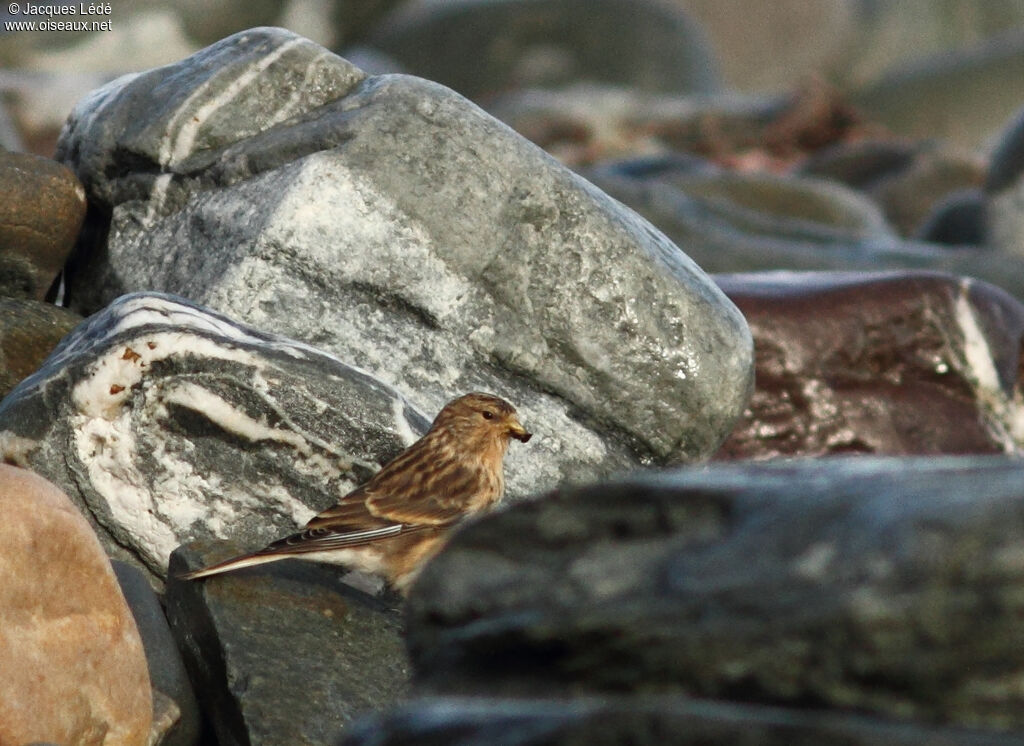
[0,464,151,746]
[167,539,409,745]
[0,150,85,299]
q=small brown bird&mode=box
[180,392,531,593]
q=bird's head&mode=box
[431,392,532,445]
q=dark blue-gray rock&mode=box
[342,695,1024,746]
[406,456,1024,730]
[0,291,437,584]
[166,539,409,746]
[114,561,201,746]
[55,27,754,479]
[713,271,1024,459]
[0,150,85,299]
[917,189,988,246]
[367,0,718,99]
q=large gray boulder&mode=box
[406,456,1024,730]
[55,27,753,479]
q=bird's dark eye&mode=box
[481,411,494,420]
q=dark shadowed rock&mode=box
[917,189,988,246]
[796,139,919,190]
[367,0,718,99]
[341,695,1024,746]
[114,561,201,746]
[0,292,436,584]
[167,539,409,746]
[405,456,1024,730]
[713,271,1024,459]
[55,27,753,477]
[0,150,85,299]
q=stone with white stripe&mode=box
[0,291,434,584]
[55,27,754,487]
[713,270,1024,459]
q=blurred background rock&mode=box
[4,0,1024,155]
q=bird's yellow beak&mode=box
[508,416,532,443]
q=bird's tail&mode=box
[177,550,287,580]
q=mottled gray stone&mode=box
[406,457,1024,730]
[167,539,409,746]
[342,696,1024,746]
[368,0,718,99]
[0,291,435,584]
[714,271,1024,459]
[56,27,753,481]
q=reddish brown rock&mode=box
[715,271,1024,459]
[0,464,151,746]
[0,150,86,299]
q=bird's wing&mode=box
[307,441,481,531]
[251,520,424,557]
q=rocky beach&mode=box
[4,2,1024,744]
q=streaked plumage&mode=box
[180,392,531,593]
